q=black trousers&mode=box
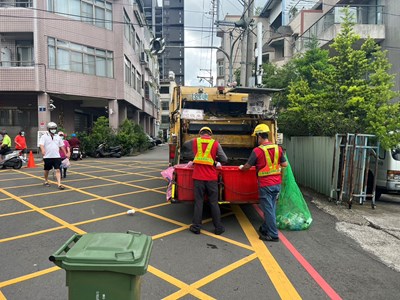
[192,180,224,230]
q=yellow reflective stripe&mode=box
[193,138,215,165]
[258,144,280,177]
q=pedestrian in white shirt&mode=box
[39,122,67,190]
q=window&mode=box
[217,60,224,77]
[161,101,169,110]
[16,0,33,7]
[48,0,113,30]
[161,115,170,123]
[48,37,113,78]
[136,71,142,93]
[124,56,131,85]
[159,86,169,94]
[16,41,33,66]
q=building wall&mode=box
[0,0,159,143]
[381,0,400,92]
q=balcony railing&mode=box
[297,4,384,52]
[307,4,383,38]
[0,60,34,67]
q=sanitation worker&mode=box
[239,124,288,242]
[184,126,228,235]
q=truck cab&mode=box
[373,147,400,199]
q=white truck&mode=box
[373,147,400,199]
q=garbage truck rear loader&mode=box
[168,86,282,204]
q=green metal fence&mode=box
[283,136,335,197]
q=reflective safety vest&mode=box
[193,138,216,166]
[257,144,281,177]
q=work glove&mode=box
[238,165,244,170]
[216,162,222,169]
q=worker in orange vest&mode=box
[183,126,228,235]
[239,124,288,242]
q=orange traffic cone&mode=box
[27,151,37,168]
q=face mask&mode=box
[50,129,57,134]
[21,132,25,136]
[59,136,64,140]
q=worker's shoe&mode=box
[259,233,279,242]
[258,226,279,242]
[214,227,225,235]
[189,225,200,234]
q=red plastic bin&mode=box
[174,165,194,201]
[221,166,259,203]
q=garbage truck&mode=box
[167,86,283,204]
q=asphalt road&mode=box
[1,144,399,299]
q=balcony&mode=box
[0,34,34,67]
[295,4,385,54]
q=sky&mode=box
[184,0,265,86]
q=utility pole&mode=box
[245,0,254,87]
[239,1,248,87]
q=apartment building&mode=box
[161,0,184,86]
[159,75,176,142]
[0,0,160,149]
[259,0,399,92]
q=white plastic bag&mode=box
[61,158,71,168]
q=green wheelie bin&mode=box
[49,231,153,300]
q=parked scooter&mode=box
[71,147,83,161]
[95,143,122,158]
[0,150,23,169]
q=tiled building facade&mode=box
[0,0,159,149]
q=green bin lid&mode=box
[59,232,152,275]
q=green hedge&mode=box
[77,117,150,157]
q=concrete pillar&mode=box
[37,93,51,131]
[119,102,127,124]
[284,37,293,62]
[108,99,119,129]
[132,110,140,124]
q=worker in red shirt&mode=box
[239,124,288,242]
[183,126,228,235]
[14,131,27,160]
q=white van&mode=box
[371,147,400,199]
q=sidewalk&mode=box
[301,187,400,272]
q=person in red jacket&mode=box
[239,124,288,242]
[183,126,228,235]
[14,131,27,160]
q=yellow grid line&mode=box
[0,189,85,235]
[232,205,302,299]
[163,253,258,300]
[0,163,301,300]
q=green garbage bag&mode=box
[276,157,312,230]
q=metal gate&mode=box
[330,134,380,209]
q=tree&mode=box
[280,8,400,149]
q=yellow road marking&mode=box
[232,205,302,300]
[148,266,216,300]
[0,290,6,300]
[1,164,303,300]
[0,226,65,243]
[164,253,258,300]
[0,267,60,288]
[0,189,85,235]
